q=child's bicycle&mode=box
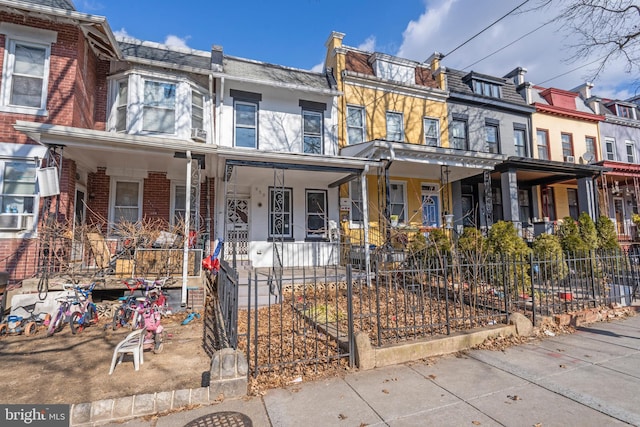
[68,283,98,334]
[0,301,49,337]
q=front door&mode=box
[225,197,250,260]
[421,193,440,228]
[614,197,625,236]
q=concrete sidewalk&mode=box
[116,314,640,427]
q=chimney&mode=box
[503,67,527,86]
[571,82,593,99]
[521,82,533,105]
[425,52,445,90]
[211,45,223,70]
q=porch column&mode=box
[451,181,463,234]
[577,176,597,221]
[501,168,519,226]
[361,167,371,287]
[181,151,192,307]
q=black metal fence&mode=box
[209,246,639,379]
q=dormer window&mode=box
[616,104,636,119]
[463,72,503,99]
[369,53,415,85]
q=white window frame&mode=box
[605,137,616,161]
[485,122,500,154]
[302,109,323,154]
[514,128,527,157]
[451,119,468,150]
[626,140,635,163]
[423,117,439,147]
[142,79,177,134]
[234,100,258,148]
[109,178,143,230]
[0,23,57,116]
[389,181,407,224]
[191,90,205,131]
[386,111,404,142]
[349,180,364,228]
[114,78,128,132]
[305,189,327,239]
[170,181,186,226]
[346,105,366,145]
[268,187,292,238]
[617,104,636,120]
[0,159,38,231]
[537,129,549,160]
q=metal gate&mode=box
[224,197,249,260]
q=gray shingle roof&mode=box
[223,56,331,91]
[118,40,211,72]
[446,68,529,107]
[15,0,76,10]
[117,39,332,91]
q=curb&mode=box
[70,386,216,426]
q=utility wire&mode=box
[444,0,530,58]
[538,55,607,85]
[462,20,554,70]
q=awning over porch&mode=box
[339,140,507,181]
[493,157,607,186]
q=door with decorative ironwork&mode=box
[225,198,249,260]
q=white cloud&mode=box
[395,0,633,99]
[311,62,325,73]
[357,36,376,52]
[113,28,130,39]
[164,35,191,49]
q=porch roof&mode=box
[339,139,507,181]
[490,157,608,187]
[598,160,640,178]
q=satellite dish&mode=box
[581,152,595,164]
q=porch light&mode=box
[444,214,454,229]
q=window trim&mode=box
[346,105,366,145]
[141,79,177,135]
[302,109,323,154]
[626,140,635,163]
[170,181,186,226]
[349,180,364,228]
[423,116,440,147]
[584,135,598,162]
[389,181,407,224]
[605,137,616,161]
[109,178,143,230]
[191,90,205,132]
[536,128,550,160]
[0,159,38,232]
[305,189,328,240]
[567,188,579,220]
[233,99,259,149]
[451,118,469,150]
[485,120,500,154]
[561,132,574,159]
[513,124,528,157]
[385,111,404,142]
[268,186,293,239]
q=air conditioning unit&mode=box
[190,128,207,142]
[564,155,575,163]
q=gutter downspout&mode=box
[384,141,395,247]
[361,165,371,287]
[181,150,192,307]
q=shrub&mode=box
[487,221,530,258]
[578,212,598,250]
[457,227,487,259]
[557,216,589,253]
[531,233,568,281]
[596,216,620,250]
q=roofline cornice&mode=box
[448,92,535,114]
[534,103,604,122]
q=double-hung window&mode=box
[0,160,37,230]
[585,136,597,161]
[234,101,258,148]
[537,129,549,160]
[451,119,468,150]
[626,140,635,163]
[350,181,363,226]
[191,91,204,131]
[485,120,499,154]
[389,182,406,224]
[386,112,404,142]
[514,126,527,157]
[561,133,574,158]
[172,183,186,225]
[605,137,616,160]
[115,80,128,132]
[302,110,322,154]
[567,188,579,220]
[0,24,56,114]
[142,80,176,134]
[111,180,142,225]
[424,117,439,147]
[269,187,292,238]
[347,106,365,145]
[306,190,327,239]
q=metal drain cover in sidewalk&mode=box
[184,411,253,427]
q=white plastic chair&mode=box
[109,328,146,375]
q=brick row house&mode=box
[1,2,638,298]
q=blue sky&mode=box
[74,0,637,100]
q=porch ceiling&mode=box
[222,161,360,187]
[341,140,507,182]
